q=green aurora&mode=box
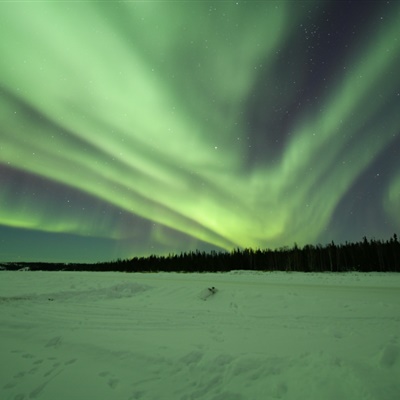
[0,2,399,262]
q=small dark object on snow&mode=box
[208,287,217,294]
[48,298,54,301]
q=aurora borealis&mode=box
[1,1,399,263]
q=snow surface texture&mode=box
[1,271,400,400]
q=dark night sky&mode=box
[1,1,399,262]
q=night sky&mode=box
[1,1,399,263]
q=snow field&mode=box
[0,271,400,400]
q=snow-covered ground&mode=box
[1,270,399,400]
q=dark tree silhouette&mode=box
[1,234,399,273]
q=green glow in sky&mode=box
[0,2,399,262]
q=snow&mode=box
[1,270,400,400]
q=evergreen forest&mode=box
[1,235,399,273]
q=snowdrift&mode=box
[1,271,399,400]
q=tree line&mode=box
[1,234,399,273]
